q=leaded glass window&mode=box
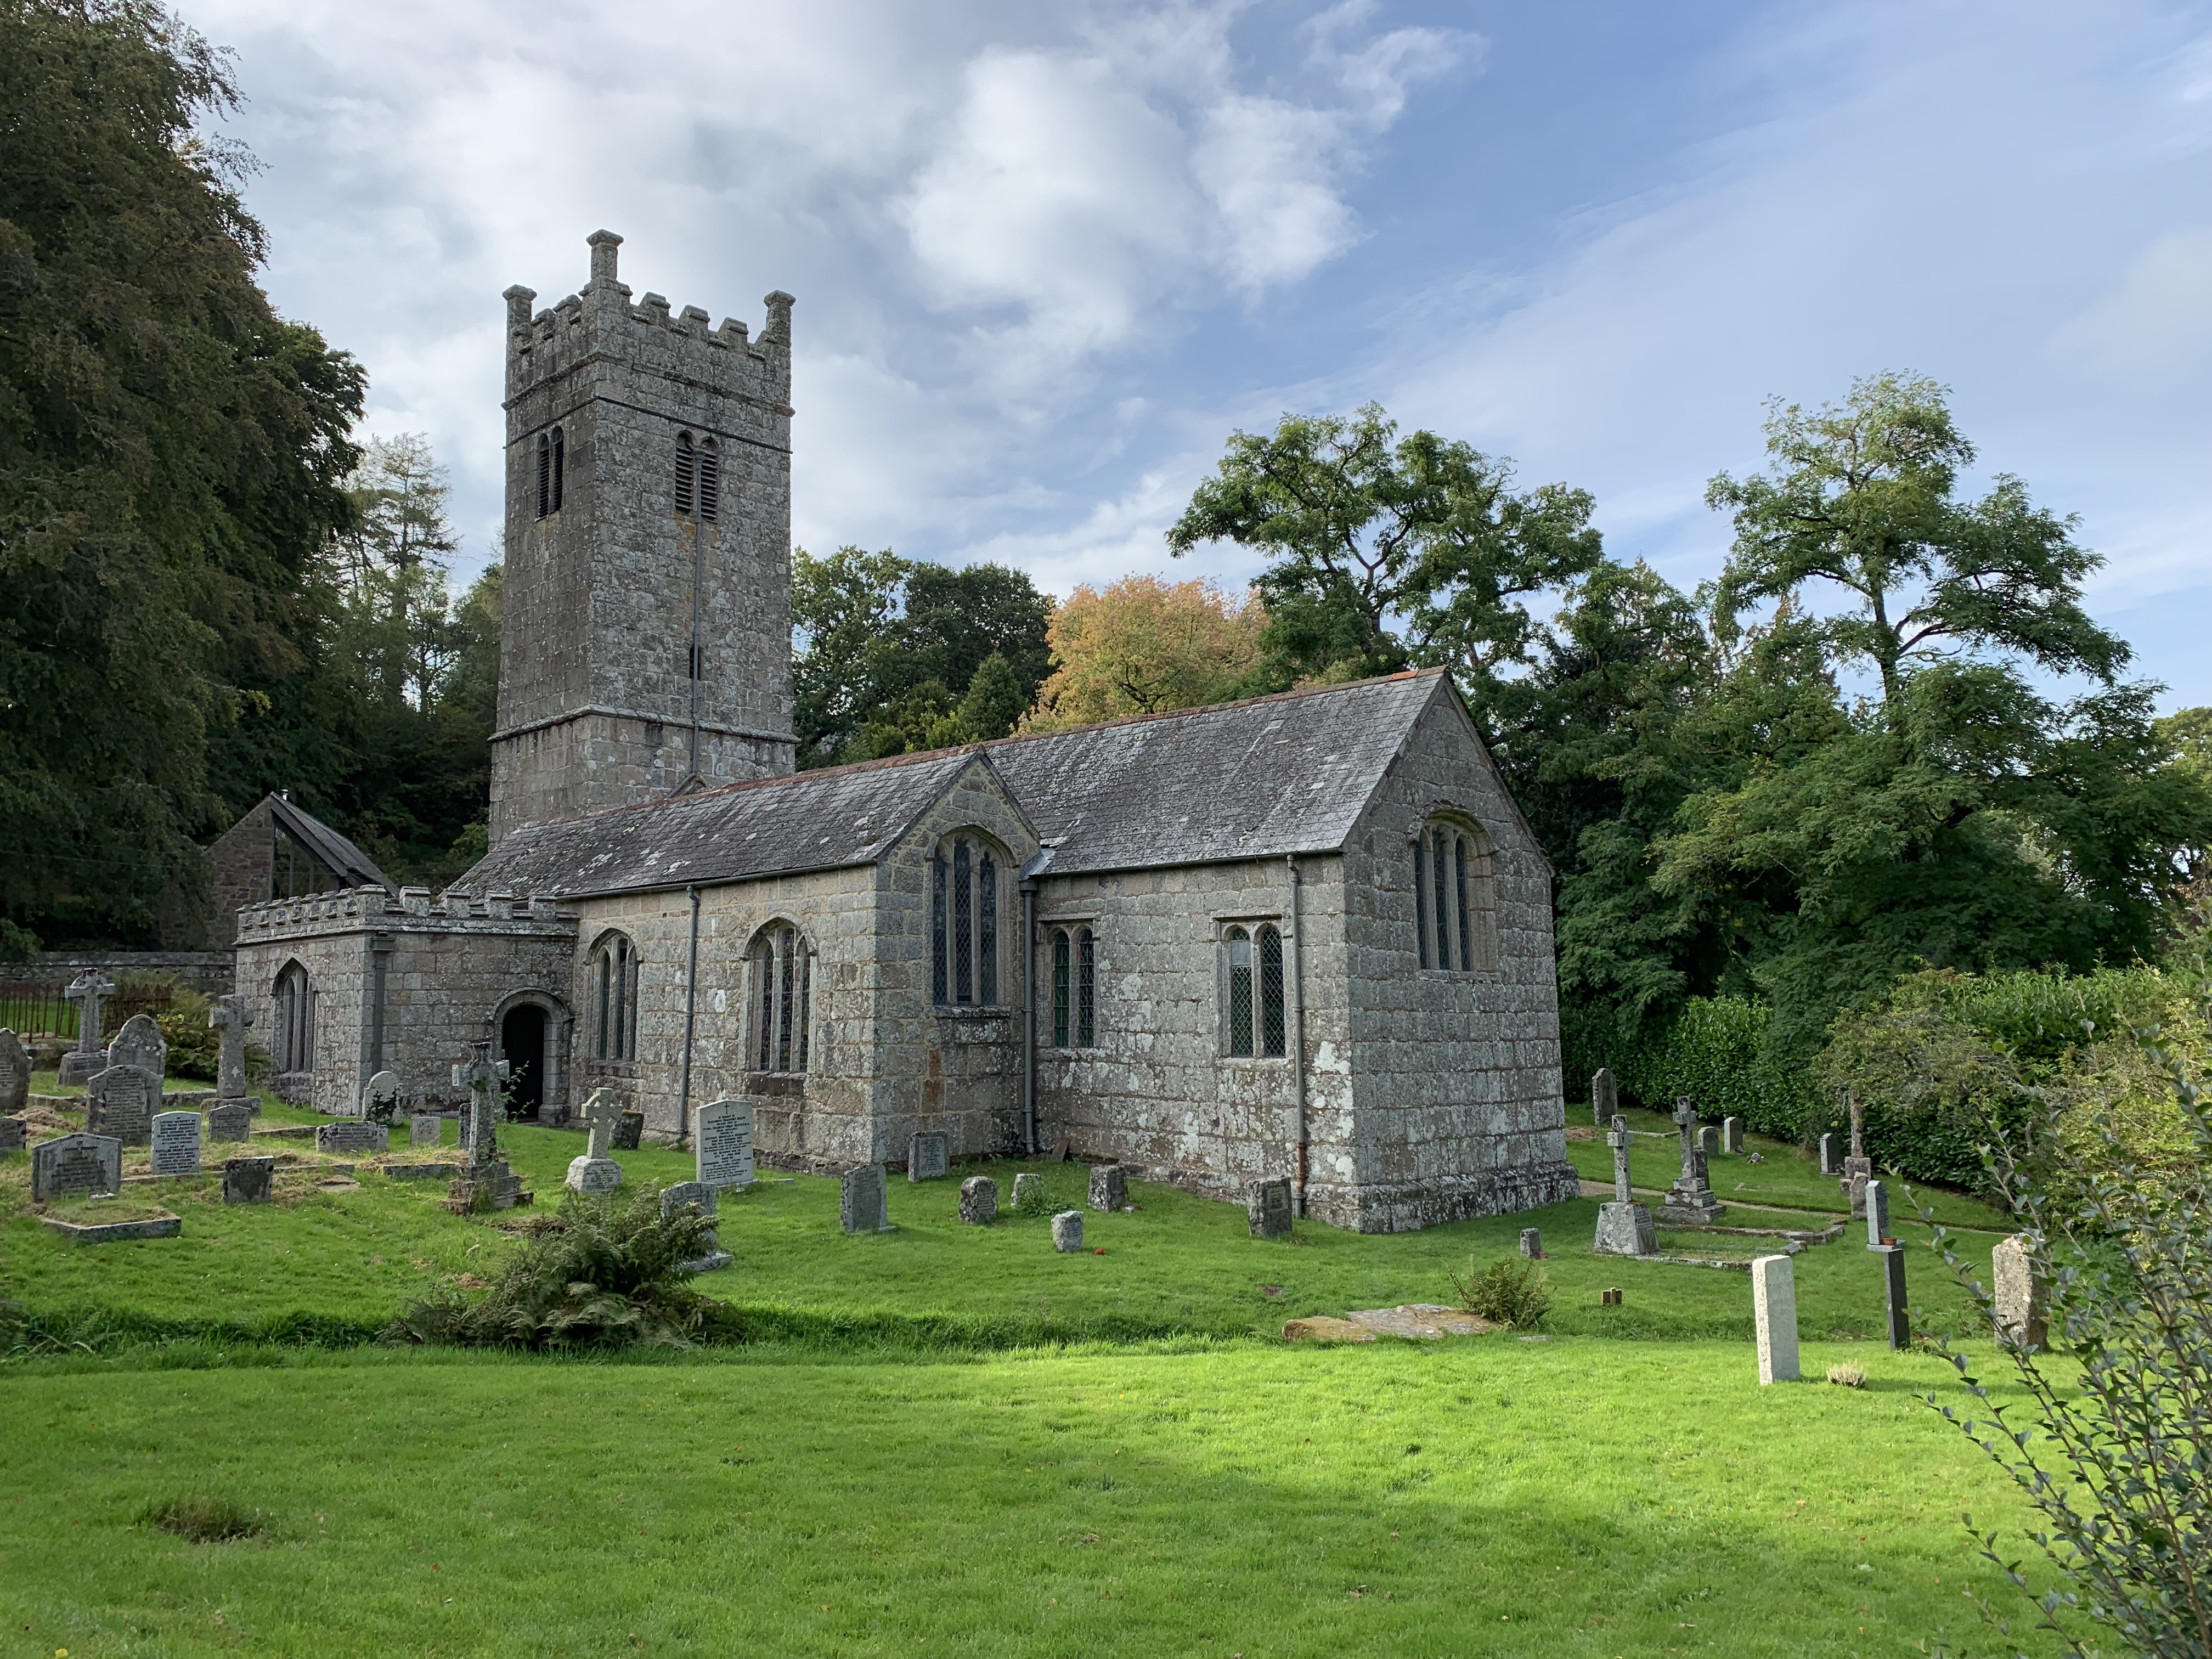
[929,853,948,1005]
[1257,925,1285,1058]
[751,923,812,1075]
[592,933,636,1062]
[1226,928,1254,1058]
[978,852,998,1005]
[1076,927,1096,1048]
[1052,930,1071,1047]
[929,834,1003,1007]
[1413,820,1498,974]
[951,840,974,1004]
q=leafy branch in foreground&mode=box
[1920,971,2212,1658]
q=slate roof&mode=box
[267,795,392,891]
[452,670,1451,900]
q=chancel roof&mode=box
[267,795,393,891]
[453,670,1450,900]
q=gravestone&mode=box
[315,1121,388,1155]
[1051,1210,1085,1251]
[1088,1163,1127,1211]
[106,1013,168,1089]
[695,1098,755,1190]
[209,996,254,1103]
[1591,1066,1617,1127]
[1874,1243,1910,1350]
[448,1042,524,1212]
[1656,1098,1725,1224]
[612,1111,645,1150]
[1011,1171,1044,1213]
[59,971,117,1085]
[411,1114,443,1148]
[1594,1114,1658,1257]
[1864,1178,1893,1247]
[907,1129,951,1182]
[149,1110,202,1177]
[0,1116,24,1155]
[0,1028,29,1117]
[1840,1093,1875,1219]
[32,1132,121,1203]
[660,1180,731,1272]
[1519,1227,1543,1259]
[1818,1133,1838,1176]
[1991,1234,2047,1349]
[1696,1125,1718,1156]
[840,1164,890,1234]
[223,1155,276,1205]
[84,1064,160,1146]
[1751,1254,1801,1384]
[959,1175,998,1225]
[565,1086,627,1193]
[206,1102,252,1143]
[1721,1116,1743,1155]
[1247,1177,1294,1239]
[360,1070,403,1124]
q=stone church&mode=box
[230,232,1577,1232]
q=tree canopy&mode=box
[1023,575,1263,731]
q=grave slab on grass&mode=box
[40,1207,180,1244]
[383,1161,461,1181]
[1283,1305,1494,1342]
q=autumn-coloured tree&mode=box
[1022,577,1265,731]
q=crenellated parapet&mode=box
[234,884,578,945]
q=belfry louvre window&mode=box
[1222,924,1286,1059]
[1048,926,1097,1048]
[674,433,695,516]
[592,932,638,1063]
[697,438,719,522]
[750,923,812,1075]
[535,427,564,518]
[929,835,1001,1007]
[1414,820,1499,973]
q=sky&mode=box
[182,0,2212,707]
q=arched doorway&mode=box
[501,1003,547,1120]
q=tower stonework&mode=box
[489,230,797,844]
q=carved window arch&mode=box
[1048,924,1097,1048]
[748,921,813,1075]
[272,960,315,1072]
[1220,923,1286,1059]
[1414,817,1498,974]
[928,832,1003,1007]
[535,426,564,518]
[591,931,638,1063]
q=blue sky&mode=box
[185,0,2212,706]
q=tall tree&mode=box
[1024,575,1264,730]
[0,0,363,949]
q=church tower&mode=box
[488,230,797,845]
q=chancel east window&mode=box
[272,961,314,1072]
[1413,820,1499,973]
[929,834,1000,1007]
[1048,926,1097,1048]
[591,932,638,1063]
[750,922,812,1075]
[1222,924,1286,1059]
[535,426,564,518]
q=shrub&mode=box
[154,985,219,1081]
[383,1188,728,1351]
[1600,995,1809,1141]
[1826,1362,1866,1389]
[142,1496,265,1542]
[1448,1256,1551,1329]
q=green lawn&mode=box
[0,1341,2061,1658]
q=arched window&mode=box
[749,922,812,1075]
[928,834,1002,1007]
[674,433,695,517]
[272,961,314,1072]
[1414,820,1498,973]
[591,932,638,1063]
[535,427,565,519]
[1047,926,1097,1048]
[698,438,719,522]
[1221,924,1286,1059]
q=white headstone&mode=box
[360,1070,403,1122]
[695,1098,755,1190]
[149,1109,202,1176]
[1751,1254,1800,1384]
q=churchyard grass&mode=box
[0,1339,2062,1657]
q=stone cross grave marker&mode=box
[694,1098,754,1190]
[1247,1177,1293,1238]
[907,1130,950,1183]
[1841,1092,1874,1218]
[453,1046,509,1166]
[59,971,118,1084]
[1657,1098,1724,1224]
[85,1064,160,1146]
[360,1070,403,1124]
[106,1013,167,1090]
[1595,1115,1658,1255]
[840,1163,890,1233]
[1591,1066,1617,1127]
[1088,1163,1127,1211]
[1991,1234,2047,1349]
[0,1028,29,1117]
[1607,1114,1634,1204]
[32,1132,121,1203]
[411,1114,443,1148]
[1052,1210,1085,1251]
[959,1175,998,1225]
[1519,1227,1544,1259]
[1721,1116,1743,1155]
[206,1102,252,1143]
[223,1155,275,1205]
[149,1110,202,1177]
[210,996,254,1102]
[1751,1254,1801,1384]
[1865,1178,1892,1247]
[566,1087,627,1193]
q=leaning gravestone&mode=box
[907,1130,950,1182]
[0,1028,29,1117]
[1247,1177,1294,1239]
[1087,1163,1127,1211]
[839,1163,890,1234]
[32,1132,122,1203]
[206,1102,252,1143]
[1991,1234,2047,1349]
[411,1114,443,1148]
[106,1013,168,1090]
[85,1064,160,1146]
[1591,1066,1617,1128]
[149,1110,203,1177]
[223,1155,276,1205]
[209,996,254,1104]
[1751,1254,1801,1384]
[0,1117,25,1155]
[1051,1210,1085,1251]
[315,1121,388,1155]
[695,1098,755,1190]
[612,1110,645,1151]
[360,1070,403,1124]
[959,1175,998,1225]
